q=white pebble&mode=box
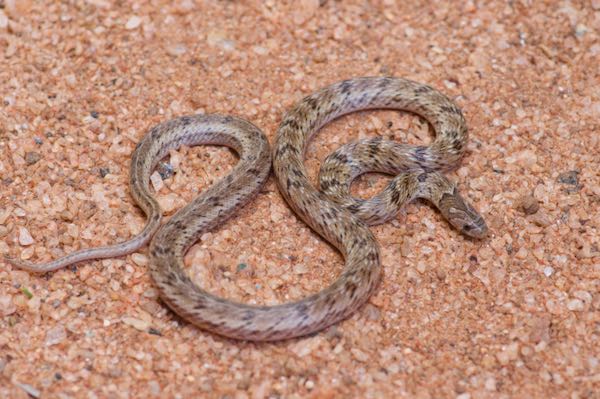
[150,171,164,192]
[351,348,369,362]
[484,377,497,391]
[148,380,161,395]
[167,44,187,56]
[45,325,67,346]
[157,193,182,213]
[0,295,16,316]
[131,253,148,267]
[18,227,34,245]
[573,290,592,303]
[0,10,8,30]
[543,266,554,277]
[91,183,108,209]
[567,299,584,311]
[125,15,142,30]
[506,149,538,167]
[293,0,319,25]
[290,336,322,357]
[252,46,268,55]
[122,317,150,331]
[293,263,308,274]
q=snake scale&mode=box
[6,77,487,341]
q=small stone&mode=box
[252,46,268,55]
[45,325,67,346]
[24,152,41,165]
[290,336,322,357]
[506,149,537,167]
[436,269,447,281]
[496,350,510,366]
[517,194,539,215]
[123,317,151,331]
[351,348,369,362]
[481,354,496,368]
[157,162,174,180]
[530,211,552,227]
[293,263,308,274]
[363,303,381,321]
[206,30,235,51]
[91,183,108,208]
[484,377,497,391]
[18,247,34,260]
[575,243,598,259]
[140,300,162,316]
[270,209,284,223]
[157,193,183,213]
[150,171,164,192]
[131,253,148,266]
[125,16,142,30]
[557,170,579,186]
[0,10,8,30]
[14,382,40,398]
[60,209,75,223]
[293,0,320,25]
[18,227,34,246]
[27,295,40,312]
[567,299,584,311]
[543,266,554,277]
[148,380,161,396]
[529,316,551,344]
[148,327,162,336]
[496,342,519,365]
[573,290,592,304]
[0,295,16,316]
[515,247,528,259]
[8,0,33,14]
[574,24,588,37]
[167,44,187,56]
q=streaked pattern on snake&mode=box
[6,77,487,341]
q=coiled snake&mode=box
[6,77,487,341]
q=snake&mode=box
[5,77,487,341]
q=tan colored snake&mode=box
[6,77,487,341]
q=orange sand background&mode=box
[1,1,599,398]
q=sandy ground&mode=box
[1,1,599,398]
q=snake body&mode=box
[7,77,487,341]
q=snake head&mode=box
[439,188,488,239]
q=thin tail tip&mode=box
[3,255,42,272]
[3,255,16,264]
[3,255,24,267]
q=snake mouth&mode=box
[461,220,489,239]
